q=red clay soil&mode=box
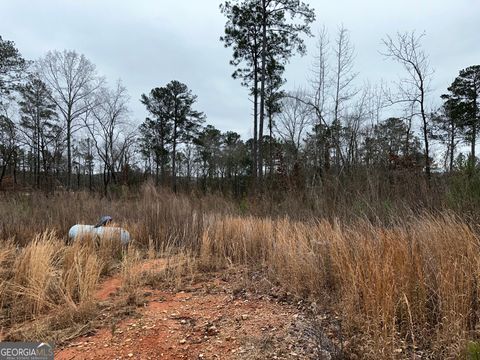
[56,262,337,360]
[95,276,122,302]
[94,259,168,302]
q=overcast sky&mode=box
[1,0,479,139]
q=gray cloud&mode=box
[1,0,479,138]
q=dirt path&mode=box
[56,261,339,360]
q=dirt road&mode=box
[57,262,339,360]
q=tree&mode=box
[194,125,223,190]
[221,0,315,184]
[442,65,480,171]
[0,36,27,101]
[265,57,285,175]
[256,0,315,180]
[221,0,263,180]
[363,117,422,170]
[37,50,102,188]
[85,80,133,194]
[0,36,26,186]
[18,75,58,187]
[0,110,17,186]
[382,31,433,183]
[430,103,461,172]
[167,81,205,192]
[141,81,204,192]
[139,116,171,185]
[274,91,312,157]
[77,137,95,191]
[332,26,358,168]
[296,26,363,176]
[309,26,329,127]
[222,131,248,177]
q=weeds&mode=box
[199,213,480,358]
[1,187,480,358]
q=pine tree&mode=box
[18,75,58,187]
[141,81,204,192]
[0,36,27,100]
[443,65,480,171]
[220,0,315,186]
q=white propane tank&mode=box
[68,224,131,245]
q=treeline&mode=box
[0,43,135,193]
[0,0,479,207]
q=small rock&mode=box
[180,339,187,344]
[207,325,218,335]
[128,353,133,358]
[241,314,249,320]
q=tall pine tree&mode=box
[442,65,480,171]
[18,75,58,187]
[220,0,315,186]
[141,81,204,192]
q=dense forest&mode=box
[1,0,479,214]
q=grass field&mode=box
[1,184,479,358]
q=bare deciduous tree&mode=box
[275,91,313,156]
[37,50,103,188]
[309,26,330,127]
[332,25,358,168]
[382,31,433,183]
[84,80,132,194]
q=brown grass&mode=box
[1,186,480,357]
[0,182,219,249]
[0,230,123,343]
[199,213,480,358]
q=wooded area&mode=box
[1,0,479,213]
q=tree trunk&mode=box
[420,80,431,184]
[472,123,477,170]
[0,163,6,187]
[66,110,72,189]
[155,156,160,186]
[253,63,259,183]
[172,103,178,193]
[160,139,165,186]
[89,164,93,191]
[103,164,109,197]
[269,111,273,176]
[449,120,455,172]
[172,135,177,193]
[471,91,478,172]
[258,0,267,182]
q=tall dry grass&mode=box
[199,213,480,358]
[0,229,129,342]
[0,183,228,342]
[2,185,480,356]
[0,182,227,249]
